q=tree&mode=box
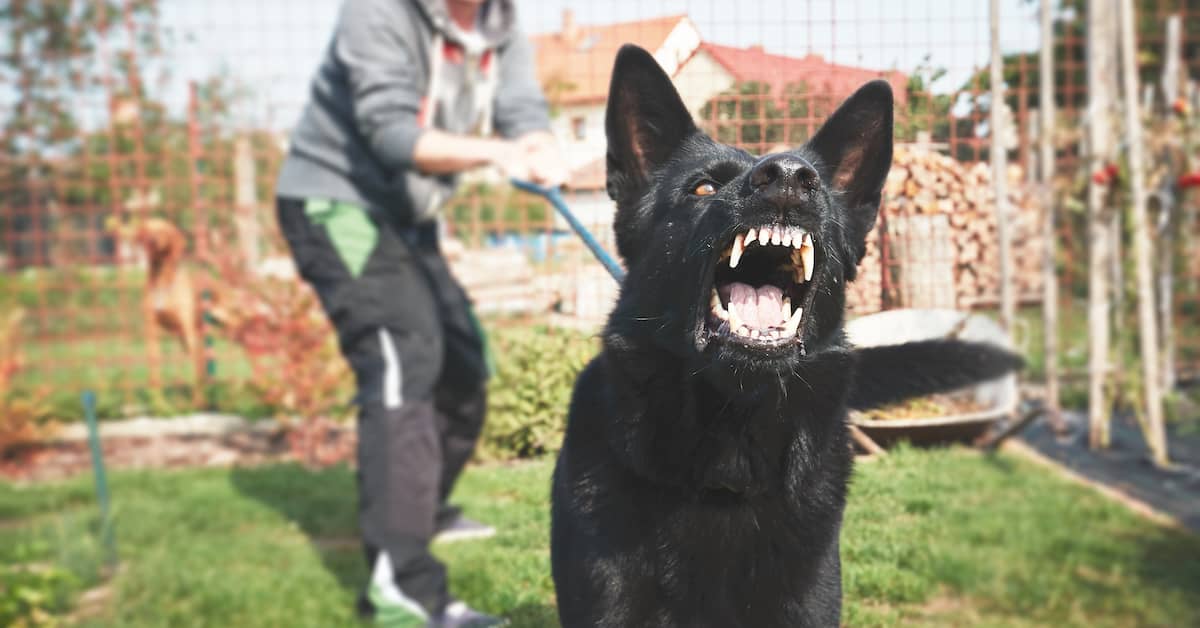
[0,0,162,266]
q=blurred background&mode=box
[1,1,1199,626]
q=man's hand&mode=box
[412,128,568,188]
[499,132,568,189]
[515,132,569,188]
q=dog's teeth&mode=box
[784,307,804,336]
[729,306,744,331]
[771,228,782,246]
[792,229,804,248]
[744,227,757,246]
[781,231,792,247]
[758,228,770,246]
[712,288,729,321]
[736,325,750,337]
[801,236,815,281]
[782,297,791,322]
[729,233,745,268]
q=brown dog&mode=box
[108,216,207,406]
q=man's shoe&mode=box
[359,554,432,627]
[358,588,429,627]
[433,507,495,544]
[430,600,507,628]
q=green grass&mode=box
[17,332,265,420]
[1,447,1197,627]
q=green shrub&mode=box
[479,326,598,460]
[0,551,79,627]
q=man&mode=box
[275,0,564,625]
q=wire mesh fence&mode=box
[1,0,1198,414]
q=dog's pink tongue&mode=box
[728,283,786,329]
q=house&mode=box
[531,12,702,173]
[676,43,909,115]
[532,11,908,192]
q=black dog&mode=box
[550,45,1022,628]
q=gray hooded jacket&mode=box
[276,0,551,223]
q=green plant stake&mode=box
[82,390,117,566]
[203,289,217,408]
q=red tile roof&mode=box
[532,13,688,106]
[698,43,908,105]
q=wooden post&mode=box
[233,136,260,269]
[1086,1,1118,450]
[1118,0,1168,466]
[990,0,1016,332]
[1039,0,1063,431]
[1158,15,1182,393]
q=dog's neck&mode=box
[600,335,854,496]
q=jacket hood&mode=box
[412,0,518,47]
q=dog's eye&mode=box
[692,182,718,197]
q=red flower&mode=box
[1173,98,1191,116]
[1178,172,1200,189]
[1093,163,1119,185]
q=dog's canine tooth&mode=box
[782,297,791,322]
[744,227,757,246]
[784,307,804,336]
[801,234,815,281]
[729,306,744,331]
[711,288,730,321]
[729,233,746,268]
[758,227,770,246]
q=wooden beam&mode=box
[1158,14,1182,393]
[990,0,1016,332]
[1117,0,1168,466]
[1039,0,1063,432]
[1086,0,1118,450]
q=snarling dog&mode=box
[549,45,1022,628]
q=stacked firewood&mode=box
[845,227,883,314]
[847,146,1044,312]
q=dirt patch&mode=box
[1014,410,1200,532]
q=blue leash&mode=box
[510,179,625,282]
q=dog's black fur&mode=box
[549,45,1023,628]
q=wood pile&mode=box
[846,146,1045,312]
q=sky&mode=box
[33,0,1049,132]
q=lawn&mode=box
[2,447,1197,627]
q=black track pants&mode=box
[277,196,489,615]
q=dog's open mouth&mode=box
[707,225,815,347]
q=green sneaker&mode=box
[360,553,430,627]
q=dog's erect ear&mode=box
[805,81,893,275]
[605,45,697,204]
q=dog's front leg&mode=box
[143,294,162,392]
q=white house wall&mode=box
[551,103,608,172]
[672,50,737,119]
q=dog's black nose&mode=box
[750,154,819,208]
